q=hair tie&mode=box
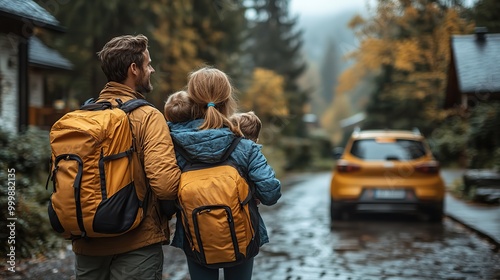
[207,102,215,108]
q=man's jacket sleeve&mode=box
[140,109,180,200]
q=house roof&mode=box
[0,0,63,32]
[451,33,500,94]
[29,36,72,71]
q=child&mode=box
[229,111,262,143]
[230,111,271,246]
[164,90,196,123]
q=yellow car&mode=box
[330,129,445,222]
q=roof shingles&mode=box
[452,34,500,94]
[29,36,72,70]
[0,0,61,30]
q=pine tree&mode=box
[247,0,307,137]
[319,39,341,113]
[191,0,248,83]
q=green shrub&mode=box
[279,137,313,171]
[307,133,335,171]
[261,144,286,179]
[427,116,468,167]
[449,179,477,201]
[467,103,500,169]
[494,148,500,171]
[0,128,64,259]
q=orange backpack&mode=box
[46,98,152,239]
[175,137,260,268]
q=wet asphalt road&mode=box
[250,172,500,280]
[4,172,500,279]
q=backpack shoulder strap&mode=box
[172,138,193,163]
[80,99,112,111]
[79,98,153,113]
[220,137,242,162]
[120,98,154,113]
[172,136,242,168]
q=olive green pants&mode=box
[75,243,163,280]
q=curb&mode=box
[445,213,500,252]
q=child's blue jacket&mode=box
[168,119,281,248]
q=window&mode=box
[350,139,426,161]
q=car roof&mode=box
[352,129,424,140]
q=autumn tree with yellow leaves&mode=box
[240,68,288,127]
[321,0,473,144]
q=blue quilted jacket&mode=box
[168,119,281,249]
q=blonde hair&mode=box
[230,111,262,142]
[187,67,242,136]
[164,90,197,123]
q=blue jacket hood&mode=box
[168,119,235,163]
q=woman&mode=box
[168,67,281,280]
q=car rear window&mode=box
[349,139,426,160]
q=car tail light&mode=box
[336,160,361,173]
[416,161,440,174]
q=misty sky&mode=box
[290,0,478,17]
[290,0,372,17]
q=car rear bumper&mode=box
[330,176,446,201]
[331,196,444,214]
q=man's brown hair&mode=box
[97,34,149,83]
[230,111,262,142]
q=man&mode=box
[73,34,180,280]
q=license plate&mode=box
[375,189,405,199]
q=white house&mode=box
[0,0,71,133]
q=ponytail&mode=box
[187,67,243,136]
[200,104,243,137]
